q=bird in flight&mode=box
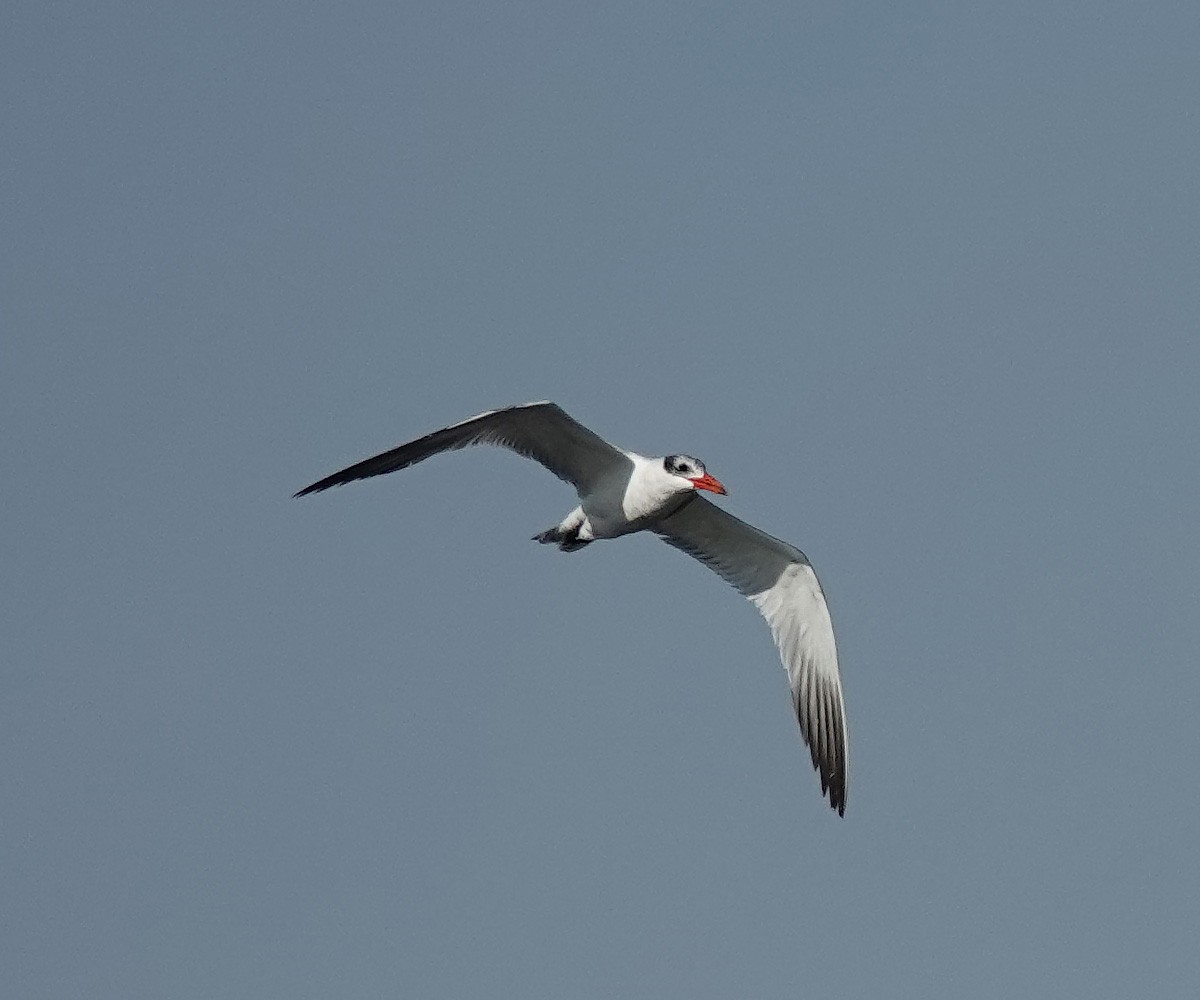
[296,401,848,815]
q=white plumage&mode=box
[296,401,848,815]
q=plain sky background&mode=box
[4,2,1198,997]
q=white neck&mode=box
[620,453,691,521]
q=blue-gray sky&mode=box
[4,2,1198,997]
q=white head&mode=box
[662,454,728,495]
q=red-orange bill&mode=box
[689,473,728,495]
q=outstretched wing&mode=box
[295,401,631,498]
[655,496,848,815]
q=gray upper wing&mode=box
[295,401,630,498]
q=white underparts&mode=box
[556,505,595,542]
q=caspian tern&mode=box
[296,401,848,815]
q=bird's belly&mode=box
[581,486,688,539]
[579,499,635,539]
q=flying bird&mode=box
[295,401,848,815]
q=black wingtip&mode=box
[821,778,846,817]
[293,473,346,498]
[826,767,847,818]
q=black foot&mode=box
[532,527,591,552]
